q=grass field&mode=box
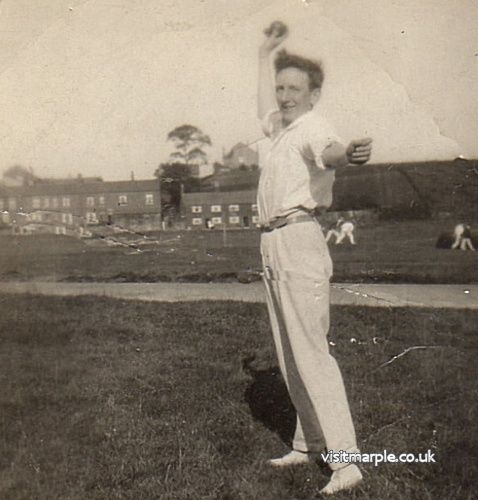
[0,218,477,284]
[0,294,477,499]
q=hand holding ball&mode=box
[264,21,288,38]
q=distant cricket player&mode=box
[325,218,356,245]
[452,223,475,251]
[256,21,372,495]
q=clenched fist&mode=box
[346,137,373,165]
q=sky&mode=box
[0,0,476,180]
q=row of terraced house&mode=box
[0,178,163,234]
[0,177,262,234]
[0,142,263,234]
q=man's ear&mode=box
[311,88,321,106]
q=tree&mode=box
[154,162,201,219]
[154,125,211,221]
[167,124,211,167]
[2,165,38,186]
[155,162,192,185]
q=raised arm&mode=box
[258,22,288,120]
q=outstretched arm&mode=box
[258,22,288,120]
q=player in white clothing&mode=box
[256,21,372,495]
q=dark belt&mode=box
[260,213,318,233]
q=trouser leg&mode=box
[262,271,325,452]
[261,224,358,468]
[462,238,475,250]
[275,275,358,468]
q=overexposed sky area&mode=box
[0,0,476,180]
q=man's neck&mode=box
[281,117,292,127]
[280,110,310,128]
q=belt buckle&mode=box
[264,266,274,280]
[274,219,288,230]
[260,217,289,233]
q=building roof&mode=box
[182,189,257,205]
[197,169,260,192]
[223,142,250,159]
[6,179,159,197]
[37,176,104,184]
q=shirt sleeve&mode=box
[302,115,343,169]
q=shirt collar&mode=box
[271,110,314,145]
[282,110,314,131]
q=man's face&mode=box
[275,67,320,125]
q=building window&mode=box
[99,196,105,205]
[86,212,98,224]
[62,197,70,208]
[43,197,50,209]
[228,204,239,212]
[32,212,42,222]
[145,194,154,205]
[52,197,59,209]
[192,217,203,225]
[211,205,221,213]
[32,197,41,209]
[191,205,202,213]
[8,198,16,211]
[118,195,128,206]
[252,215,259,224]
[62,213,73,224]
[251,204,258,211]
[0,199,3,210]
[86,196,95,207]
[229,216,240,224]
[211,217,222,225]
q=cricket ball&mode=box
[264,21,288,37]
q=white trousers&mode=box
[460,238,475,251]
[261,220,358,468]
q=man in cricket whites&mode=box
[257,21,372,495]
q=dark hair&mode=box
[274,49,324,90]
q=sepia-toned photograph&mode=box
[0,1,476,498]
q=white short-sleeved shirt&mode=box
[257,109,341,225]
